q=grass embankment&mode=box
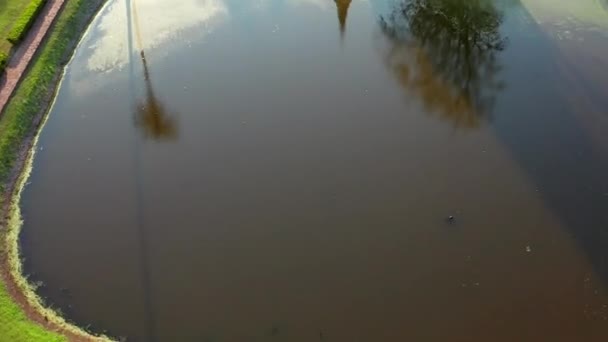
[0,0,103,193]
[0,51,7,72]
[7,0,48,44]
[0,281,63,341]
[0,0,110,341]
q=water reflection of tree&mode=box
[125,0,177,340]
[132,0,178,141]
[134,51,178,140]
[379,0,507,128]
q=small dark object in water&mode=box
[60,287,70,295]
[447,215,455,223]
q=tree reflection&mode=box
[379,0,507,128]
[132,0,178,141]
[134,51,178,140]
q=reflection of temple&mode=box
[335,0,352,39]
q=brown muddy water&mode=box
[18,0,608,341]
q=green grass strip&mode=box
[0,51,7,72]
[0,0,108,339]
[0,280,65,342]
[7,0,48,44]
[0,0,90,189]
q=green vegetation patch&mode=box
[0,280,65,342]
[6,0,48,44]
[0,0,108,340]
[0,51,7,72]
[0,0,88,189]
[0,0,33,54]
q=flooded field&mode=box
[19,0,608,341]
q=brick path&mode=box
[0,0,66,115]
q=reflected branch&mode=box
[379,0,507,128]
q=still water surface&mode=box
[20,0,608,341]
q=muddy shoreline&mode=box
[0,1,110,340]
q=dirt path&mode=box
[0,0,66,115]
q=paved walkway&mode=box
[0,0,66,115]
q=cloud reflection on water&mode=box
[86,0,228,73]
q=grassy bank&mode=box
[0,51,7,72]
[0,0,104,193]
[0,0,110,340]
[0,276,64,341]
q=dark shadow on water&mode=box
[125,0,174,340]
[378,0,507,129]
[379,0,608,285]
[493,47,608,284]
